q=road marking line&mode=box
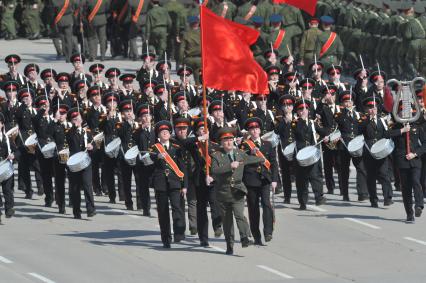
[209,245,226,253]
[404,237,426,246]
[344,218,381,229]
[257,265,294,279]
[127,215,139,219]
[0,256,13,263]
[306,205,327,212]
[28,273,56,283]
[111,209,129,214]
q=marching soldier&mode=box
[49,0,75,62]
[314,16,344,70]
[240,117,278,245]
[0,112,16,224]
[24,64,44,97]
[299,18,322,72]
[179,16,201,85]
[40,69,58,100]
[119,74,139,102]
[66,107,96,219]
[69,54,93,86]
[267,14,293,59]
[1,54,27,87]
[209,0,237,20]
[210,127,263,255]
[89,63,108,90]
[145,0,171,57]
[0,81,21,131]
[149,120,188,248]
[250,93,275,134]
[84,0,110,61]
[128,0,149,61]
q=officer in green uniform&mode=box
[277,3,305,58]
[208,0,237,21]
[250,16,268,67]
[1,0,17,40]
[21,0,42,39]
[84,0,110,61]
[128,0,149,61]
[164,0,186,68]
[314,15,344,71]
[236,0,262,24]
[419,6,426,78]
[402,2,426,78]
[145,0,171,57]
[210,127,263,255]
[179,15,201,85]
[267,14,293,58]
[299,18,322,74]
[388,3,407,77]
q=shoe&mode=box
[74,214,82,219]
[100,56,105,62]
[37,190,44,196]
[88,57,94,62]
[254,238,264,246]
[95,192,102,196]
[225,244,234,255]
[25,194,33,199]
[0,214,2,224]
[241,237,252,248]
[371,202,379,208]
[358,195,367,202]
[343,195,350,202]
[299,204,307,210]
[316,197,326,206]
[142,210,151,217]
[264,234,272,242]
[163,241,171,248]
[174,234,185,243]
[5,209,14,218]
[406,215,415,223]
[136,204,142,210]
[87,211,97,217]
[109,199,116,204]
[415,207,423,217]
[384,199,394,206]
[190,227,197,235]
[200,241,209,247]
[126,205,134,211]
[214,227,223,238]
[283,198,290,204]
[45,202,52,208]
[326,190,334,194]
[59,207,66,214]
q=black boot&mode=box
[226,243,233,255]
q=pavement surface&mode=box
[0,39,426,283]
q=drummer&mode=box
[360,96,393,208]
[0,112,16,224]
[117,100,139,211]
[52,103,71,214]
[0,81,20,131]
[240,117,278,245]
[66,107,96,219]
[293,99,326,210]
[334,90,368,202]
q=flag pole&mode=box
[200,2,210,177]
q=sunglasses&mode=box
[257,98,267,101]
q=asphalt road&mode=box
[0,39,425,283]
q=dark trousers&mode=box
[120,160,135,208]
[18,148,43,196]
[0,175,14,215]
[138,164,153,211]
[246,185,273,240]
[195,183,222,243]
[217,192,250,246]
[69,165,95,217]
[365,155,393,204]
[57,25,73,61]
[279,153,294,200]
[103,155,123,201]
[400,167,424,217]
[336,150,368,198]
[39,155,54,205]
[323,147,338,193]
[54,160,67,210]
[91,151,103,194]
[295,161,324,205]
[421,156,426,197]
[155,187,186,244]
[87,24,107,58]
[186,180,197,231]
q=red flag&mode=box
[273,0,317,16]
[200,6,268,94]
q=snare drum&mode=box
[347,135,365,157]
[124,146,139,166]
[93,132,104,149]
[261,131,280,148]
[41,142,57,158]
[370,138,395,160]
[0,160,13,183]
[5,126,19,141]
[296,145,321,167]
[282,142,296,161]
[58,148,70,164]
[67,151,91,172]
[105,137,121,158]
[140,152,154,166]
[24,133,38,154]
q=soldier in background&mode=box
[49,0,75,62]
[179,16,201,85]
[84,0,109,61]
[299,18,322,74]
[145,0,171,57]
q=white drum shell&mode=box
[347,135,365,157]
[370,138,395,160]
[282,142,296,161]
[0,160,13,183]
[67,151,91,172]
[41,142,57,158]
[329,130,341,141]
[261,131,280,148]
[105,137,122,158]
[296,146,321,167]
[24,133,38,147]
[58,148,70,164]
[125,146,139,166]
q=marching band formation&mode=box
[0,48,425,256]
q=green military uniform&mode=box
[145,1,171,57]
[267,26,293,58]
[374,6,392,75]
[49,0,76,62]
[402,13,426,77]
[128,0,149,60]
[109,0,128,58]
[1,0,17,40]
[299,25,322,73]
[277,4,305,58]
[251,25,269,67]
[236,0,262,24]
[22,0,42,39]
[314,29,344,70]
[256,0,274,30]
[208,0,237,21]
[179,25,201,84]
[388,12,407,77]
[211,146,262,252]
[164,0,186,67]
[84,0,110,61]
[419,11,426,77]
